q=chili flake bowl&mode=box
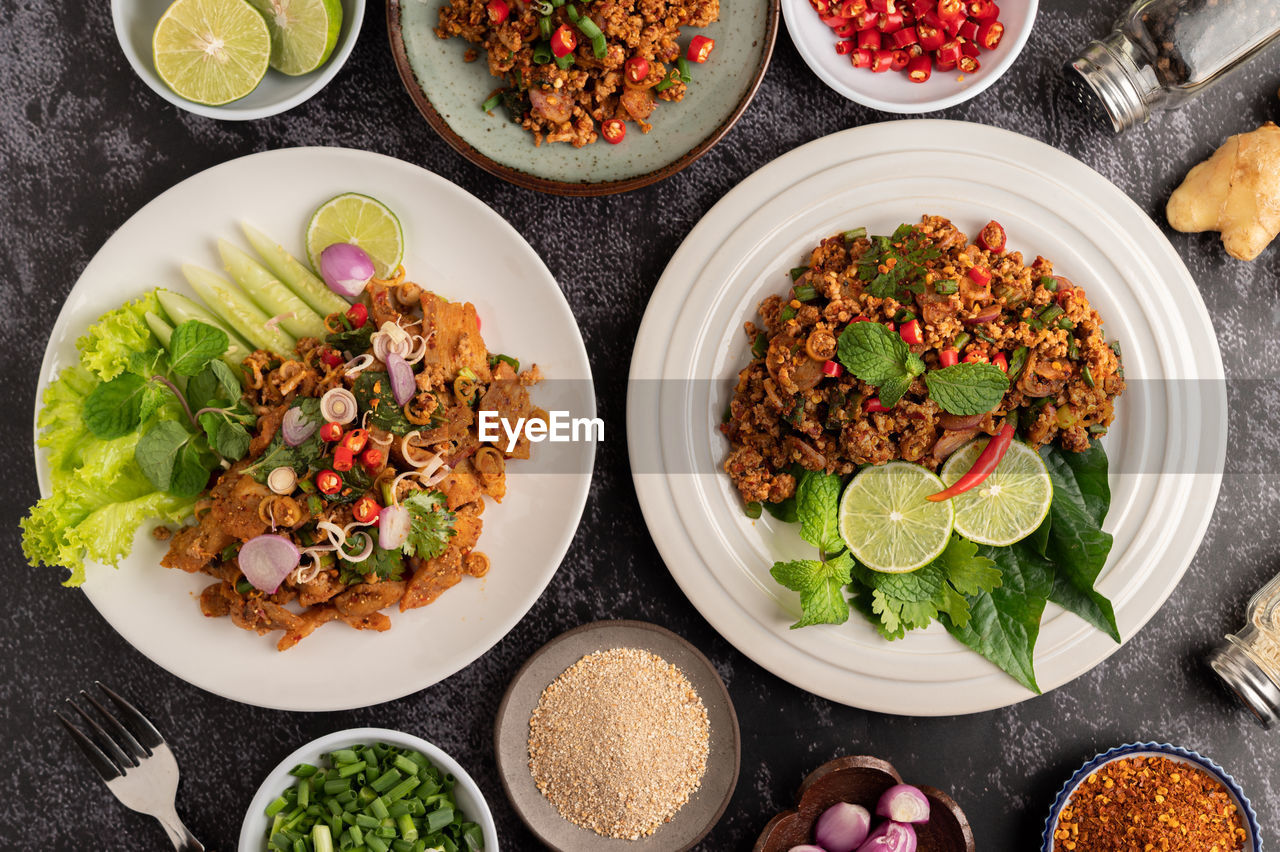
[111,0,365,120]
[237,727,499,852]
[754,755,974,852]
[1041,742,1261,852]
[781,0,1037,113]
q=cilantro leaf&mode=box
[856,225,941,302]
[796,470,844,556]
[403,491,457,559]
[771,552,853,628]
[934,534,1002,596]
[837,322,911,385]
[877,374,913,409]
[82,374,149,439]
[168,320,229,377]
[924,362,1009,415]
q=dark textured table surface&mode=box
[4,0,1280,849]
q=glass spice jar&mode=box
[1208,570,1280,728]
[1065,0,1280,132]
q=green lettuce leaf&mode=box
[75,293,162,382]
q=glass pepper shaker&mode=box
[1065,0,1280,133]
[1208,571,1280,728]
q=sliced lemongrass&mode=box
[344,354,375,376]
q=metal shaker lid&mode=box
[1064,32,1157,134]
[1208,635,1280,729]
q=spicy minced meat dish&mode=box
[721,215,1125,506]
[436,0,718,147]
[161,270,543,651]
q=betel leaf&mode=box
[82,374,149,439]
[836,322,911,386]
[924,362,1009,415]
[1041,441,1119,642]
[941,541,1055,694]
[353,371,415,435]
[771,552,853,629]
[168,320,229,377]
[796,469,844,556]
[326,322,374,354]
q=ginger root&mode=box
[1167,122,1280,261]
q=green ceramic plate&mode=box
[387,0,779,195]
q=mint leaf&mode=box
[771,553,853,628]
[1041,442,1119,642]
[403,490,457,559]
[877,374,913,409]
[169,439,216,498]
[188,360,243,409]
[924,362,1009,415]
[905,353,926,377]
[83,374,148,439]
[200,412,251,462]
[796,470,844,555]
[169,320,229,377]
[837,322,910,385]
[941,541,1054,694]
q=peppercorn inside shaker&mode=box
[1065,0,1280,133]
[1208,570,1280,728]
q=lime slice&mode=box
[838,462,955,573]
[940,438,1053,546]
[246,0,343,76]
[306,194,405,279]
[152,0,271,106]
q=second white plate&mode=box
[627,120,1226,715]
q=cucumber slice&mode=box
[180,265,297,356]
[218,239,327,339]
[155,288,255,365]
[144,311,174,349]
[241,222,350,316]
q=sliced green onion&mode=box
[751,334,768,359]
[291,764,320,778]
[779,305,796,322]
[574,9,598,33]
[267,796,290,818]
[952,332,971,350]
[566,3,580,19]
[312,825,334,852]
[481,92,503,112]
[1057,316,1074,330]
[790,266,809,281]
[793,284,818,302]
[539,15,551,39]
[1037,304,1064,324]
[554,53,574,69]
[1083,365,1095,387]
[235,579,254,595]
[1088,423,1108,434]
[1007,345,1029,379]
[1040,275,1057,291]
[590,33,606,59]
[933,279,958,295]
[532,43,553,64]
[1067,337,1080,360]
[676,56,691,82]
[744,501,762,519]
[842,226,867,242]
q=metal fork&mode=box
[57,682,204,852]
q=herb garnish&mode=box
[857,224,942,303]
[769,471,852,628]
[403,490,457,559]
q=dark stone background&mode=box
[3,0,1279,848]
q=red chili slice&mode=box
[333,446,355,472]
[916,21,945,50]
[550,24,577,58]
[958,54,980,73]
[601,118,627,144]
[968,0,999,20]
[993,352,1008,372]
[319,422,343,442]
[359,446,384,473]
[840,0,869,15]
[836,39,856,54]
[935,39,962,70]
[890,48,910,70]
[821,12,853,26]
[939,348,958,367]
[315,470,342,495]
[962,350,988,363]
[854,9,879,28]
[486,0,509,24]
[871,49,895,72]
[835,21,859,37]
[688,35,715,63]
[957,18,978,40]
[810,0,831,14]
[319,347,343,367]
[858,28,882,48]
[967,265,991,287]
[865,398,891,413]
[883,319,896,332]
[977,220,1006,253]
[899,319,923,344]
[906,53,932,81]
[927,422,1015,501]
[936,0,965,26]
[341,429,369,454]
[977,19,1003,49]
[345,302,368,328]
[353,495,382,524]
[822,360,844,377]
[869,0,895,11]
[624,56,650,84]
[876,10,904,31]
[851,47,875,68]
[890,26,918,47]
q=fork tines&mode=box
[57,682,159,780]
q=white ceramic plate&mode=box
[781,0,1037,113]
[34,147,595,711]
[627,120,1227,715]
[238,727,500,851]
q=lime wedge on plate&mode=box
[940,438,1053,546]
[153,0,271,106]
[306,194,404,279]
[838,462,955,573]
[246,0,343,76]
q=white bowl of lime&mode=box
[112,0,365,121]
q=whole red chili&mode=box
[601,118,626,144]
[316,470,342,495]
[927,422,1015,502]
[624,56,650,84]
[345,302,368,329]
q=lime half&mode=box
[153,0,271,106]
[838,462,955,573]
[306,194,404,279]
[246,0,343,76]
[940,438,1053,546]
